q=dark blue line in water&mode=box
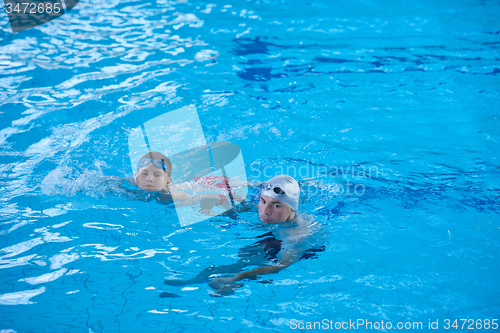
[207,142,215,172]
[141,124,151,152]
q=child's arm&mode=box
[169,186,233,215]
[207,247,303,296]
[172,178,260,192]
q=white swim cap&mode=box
[260,175,300,211]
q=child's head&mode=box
[258,175,300,223]
[134,152,173,191]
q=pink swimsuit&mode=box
[191,176,233,205]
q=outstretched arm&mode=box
[207,249,302,296]
[169,178,257,213]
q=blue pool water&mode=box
[1,0,500,332]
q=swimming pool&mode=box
[1,0,499,331]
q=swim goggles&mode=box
[137,158,169,176]
[260,182,286,195]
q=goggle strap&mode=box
[138,158,169,177]
[260,182,286,195]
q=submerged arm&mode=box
[208,249,302,296]
[232,250,298,280]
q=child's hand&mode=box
[208,277,243,296]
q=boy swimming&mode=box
[134,152,173,192]
[165,174,322,296]
[132,151,249,215]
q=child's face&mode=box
[259,194,295,224]
[134,163,171,191]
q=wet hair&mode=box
[137,152,172,177]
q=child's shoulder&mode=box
[271,214,313,244]
[291,213,317,230]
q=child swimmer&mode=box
[133,151,250,213]
[165,175,322,296]
[134,152,173,192]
